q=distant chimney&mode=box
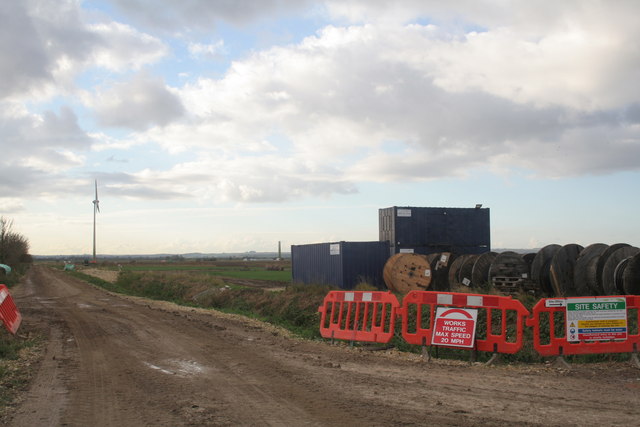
[278,241,282,259]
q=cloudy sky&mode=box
[1,0,639,256]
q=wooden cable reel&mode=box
[382,253,432,294]
[382,253,402,292]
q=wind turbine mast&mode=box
[92,180,100,262]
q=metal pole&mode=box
[92,180,98,262]
[93,203,96,262]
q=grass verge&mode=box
[0,334,41,416]
[69,270,329,340]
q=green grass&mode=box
[0,336,25,360]
[120,265,291,282]
[0,334,40,409]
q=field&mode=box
[117,260,292,282]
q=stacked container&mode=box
[379,206,491,256]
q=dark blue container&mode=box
[379,206,490,253]
[291,241,390,289]
[391,245,489,257]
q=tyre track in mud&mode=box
[5,265,640,426]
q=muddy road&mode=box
[4,266,640,426]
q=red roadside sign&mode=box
[432,307,478,348]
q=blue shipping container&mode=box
[291,241,390,289]
[379,206,490,251]
[391,245,489,257]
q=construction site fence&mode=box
[318,290,640,359]
[318,290,400,343]
[527,295,640,357]
[400,291,529,354]
[0,284,22,335]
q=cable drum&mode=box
[531,244,561,296]
[622,252,640,295]
[602,246,640,295]
[489,251,531,294]
[426,253,440,264]
[382,253,432,294]
[458,254,479,288]
[596,243,630,294]
[549,244,584,297]
[522,253,536,270]
[382,253,403,292]
[448,254,474,291]
[613,258,630,294]
[471,251,497,288]
[573,243,609,296]
[430,252,454,291]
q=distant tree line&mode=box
[0,217,32,270]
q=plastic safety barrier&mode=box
[0,284,22,335]
[318,291,400,343]
[527,295,640,356]
[400,291,530,354]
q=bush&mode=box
[0,217,32,286]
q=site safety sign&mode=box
[566,297,627,342]
[432,307,478,348]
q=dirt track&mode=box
[4,266,640,426]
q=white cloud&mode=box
[108,0,316,31]
[125,153,358,203]
[138,19,637,195]
[90,72,185,130]
[0,1,51,98]
[0,0,167,103]
[0,198,25,214]
[325,1,640,111]
[0,103,94,196]
[88,22,168,72]
[188,40,226,60]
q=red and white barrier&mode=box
[318,291,400,343]
[399,291,530,354]
[318,289,640,362]
[0,284,22,335]
[527,295,640,357]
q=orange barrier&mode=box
[0,284,22,335]
[527,295,640,356]
[318,291,400,343]
[400,291,530,354]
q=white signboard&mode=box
[432,307,478,348]
[566,297,627,342]
[329,244,340,255]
